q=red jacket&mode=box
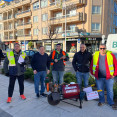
[90,53,117,80]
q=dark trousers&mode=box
[8,75,24,97]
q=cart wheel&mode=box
[47,93,60,105]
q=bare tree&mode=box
[46,20,59,51]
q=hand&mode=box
[111,76,115,79]
[54,59,58,63]
[47,70,50,74]
[33,70,37,74]
[61,56,66,60]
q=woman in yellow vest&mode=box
[3,43,29,103]
[90,44,117,109]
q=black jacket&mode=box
[72,50,92,73]
[49,49,69,71]
[0,49,3,58]
[31,52,50,72]
[3,50,29,76]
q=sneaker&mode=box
[20,95,26,100]
[41,93,47,97]
[7,97,12,103]
[98,102,105,106]
[111,104,117,110]
[36,93,40,98]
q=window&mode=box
[41,0,48,8]
[92,6,101,14]
[0,24,2,30]
[67,9,76,16]
[0,14,2,21]
[68,25,76,32]
[42,27,48,35]
[17,29,23,36]
[56,26,62,33]
[91,23,100,31]
[33,16,38,23]
[33,29,38,35]
[42,14,48,21]
[54,12,62,18]
[33,1,39,10]
[113,28,115,33]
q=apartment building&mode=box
[0,0,117,55]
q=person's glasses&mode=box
[100,48,106,50]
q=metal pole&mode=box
[65,5,66,52]
[23,18,26,51]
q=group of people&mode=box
[2,42,117,109]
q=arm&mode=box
[3,56,9,74]
[89,53,93,64]
[64,52,69,61]
[31,54,36,71]
[47,54,50,70]
[72,53,77,71]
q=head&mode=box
[56,43,61,51]
[39,46,45,55]
[80,44,86,52]
[99,44,106,54]
[14,43,20,53]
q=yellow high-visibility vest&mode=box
[7,51,26,66]
[93,51,114,76]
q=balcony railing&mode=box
[17,9,31,15]
[17,22,31,26]
[17,34,31,37]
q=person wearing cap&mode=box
[49,43,69,84]
[3,43,29,103]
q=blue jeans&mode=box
[96,78,114,105]
[34,71,46,94]
[76,71,89,89]
[52,71,64,84]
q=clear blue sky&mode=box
[0,0,13,2]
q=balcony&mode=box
[50,12,86,25]
[17,34,31,40]
[49,0,86,11]
[17,10,31,19]
[17,22,31,29]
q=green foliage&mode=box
[28,41,34,49]
[64,72,76,84]
[113,82,117,99]
[24,68,34,81]
[88,76,96,86]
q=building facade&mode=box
[0,0,117,55]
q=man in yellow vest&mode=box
[90,44,117,109]
[3,43,29,103]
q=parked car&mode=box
[24,50,38,63]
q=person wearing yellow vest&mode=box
[3,43,29,103]
[90,44,117,109]
[49,43,69,84]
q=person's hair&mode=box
[56,43,61,46]
[14,43,20,47]
[99,43,106,48]
[39,46,44,49]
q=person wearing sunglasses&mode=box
[90,43,117,109]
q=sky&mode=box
[0,0,13,2]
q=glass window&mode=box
[69,9,76,16]
[92,6,101,14]
[66,41,77,53]
[0,14,2,20]
[33,1,39,10]
[33,29,38,35]
[0,24,2,30]
[33,16,38,23]
[25,50,30,56]
[55,12,62,18]
[55,26,62,33]
[30,51,35,56]
[91,23,100,31]
[42,14,48,21]
[41,0,48,8]
[69,25,76,32]
[42,27,48,35]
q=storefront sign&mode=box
[112,42,117,48]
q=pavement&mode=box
[0,60,117,117]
